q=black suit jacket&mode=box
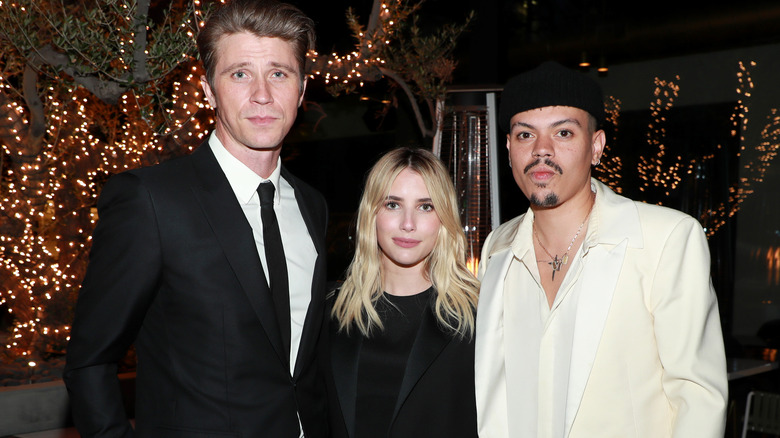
[64,143,328,437]
[322,296,478,438]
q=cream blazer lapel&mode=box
[563,180,643,435]
[475,247,514,438]
[563,242,625,435]
[564,180,643,436]
[476,214,523,438]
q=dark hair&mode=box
[197,0,316,88]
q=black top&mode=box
[323,285,478,438]
[355,288,433,438]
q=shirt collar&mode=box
[208,132,282,206]
[581,179,601,254]
[510,209,535,261]
[510,183,601,260]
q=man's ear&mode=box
[298,77,308,107]
[591,129,606,165]
[201,75,217,109]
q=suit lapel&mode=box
[390,304,451,428]
[282,166,327,378]
[282,166,326,252]
[563,240,625,436]
[331,326,361,438]
[563,180,641,435]
[474,246,517,438]
[189,145,287,365]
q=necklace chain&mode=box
[533,196,594,281]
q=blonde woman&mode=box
[323,147,480,438]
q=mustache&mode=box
[524,158,563,175]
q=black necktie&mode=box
[257,182,291,357]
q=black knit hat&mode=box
[498,61,605,132]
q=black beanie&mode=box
[498,61,605,132]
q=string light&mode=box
[307,0,471,140]
[0,0,213,359]
[594,95,624,193]
[1,0,453,360]
[597,61,779,238]
[3,1,775,363]
[636,75,684,194]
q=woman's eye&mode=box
[419,203,434,212]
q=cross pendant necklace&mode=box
[535,227,578,281]
[548,255,564,279]
[533,197,594,281]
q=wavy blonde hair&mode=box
[332,147,480,339]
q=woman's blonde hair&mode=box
[332,147,480,339]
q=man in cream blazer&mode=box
[475,61,728,437]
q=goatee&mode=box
[530,192,559,207]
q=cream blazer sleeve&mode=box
[649,214,727,437]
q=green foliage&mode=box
[382,12,473,103]
[0,0,210,108]
[340,0,472,102]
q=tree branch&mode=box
[22,63,46,145]
[35,45,127,104]
[366,0,384,37]
[132,0,151,83]
[379,66,434,138]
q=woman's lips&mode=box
[393,237,421,248]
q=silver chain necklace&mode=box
[533,197,594,281]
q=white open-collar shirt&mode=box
[503,192,597,438]
[209,134,316,373]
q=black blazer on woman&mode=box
[322,294,478,438]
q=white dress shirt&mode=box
[208,134,316,372]
[505,217,589,438]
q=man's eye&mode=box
[558,130,573,138]
[232,71,247,79]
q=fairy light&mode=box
[6,2,773,363]
[694,61,779,236]
[0,0,214,360]
[594,95,624,193]
[636,75,684,195]
[602,61,779,238]
[306,0,414,95]
[1,0,432,361]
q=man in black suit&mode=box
[63,1,328,436]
